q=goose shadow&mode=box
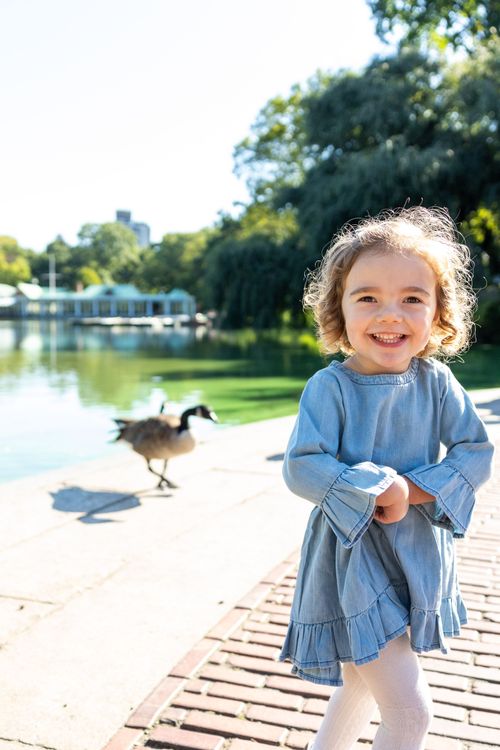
[51,485,141,524]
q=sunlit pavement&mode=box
[0,390,498,750]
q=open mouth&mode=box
[370,333,407,346]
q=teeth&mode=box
[372,334,404,342]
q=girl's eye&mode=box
[358,296,376,303]
[404,296,422,304]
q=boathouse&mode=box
[0,283,197,320]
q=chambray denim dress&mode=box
[279,357,494,686]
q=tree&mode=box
[367,0,499,50]
[77,223,143,284]
[203,204,305,327]
[278,45,497,260]
[233,72,332,204]
[0,236,31,285]
[139,228,214,301]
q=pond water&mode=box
[0,320,324,483]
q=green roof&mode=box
[17,283,194,301]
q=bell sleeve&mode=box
[405,367,494,538]
[283,370,396,549]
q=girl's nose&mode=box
[376,304,402,322]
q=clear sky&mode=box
[1,0,389,251]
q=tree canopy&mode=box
[367,0,499,50]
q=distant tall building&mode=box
[116,210,150,247]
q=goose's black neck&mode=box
[178,407,197,433]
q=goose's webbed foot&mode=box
[158,477,178,490]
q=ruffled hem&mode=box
[279,587,467,686]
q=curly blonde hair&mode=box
[303,206,475,358]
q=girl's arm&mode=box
[284,369,397,548]
[405,479,435,505]
[403,367,494,538]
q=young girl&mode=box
[279,207,494,750]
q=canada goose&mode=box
[113,403,218,488]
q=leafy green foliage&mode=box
[233,72,332,202]
[367,0,499,50]
[0,236,31,284]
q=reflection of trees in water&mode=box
[0,320,325,412]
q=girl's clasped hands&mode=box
[374,474,410,523]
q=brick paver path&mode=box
[103,448,500,750]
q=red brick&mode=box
[126,676,185,729]
[286,730,315,749]
[472,680,500,697]
[237,583,274,610]
[243,621,288,637]
[230,630,251,643]
[259,603,291,616]
[206,609,250,641]
[226,654,293,676]
[430,717,500,745]
[425,735,461,750]
[267,614,290,626]
[260,562,296,585]
[208,681,303,710]
[470,709,500,729]
[420,669,469,691]
[432,701,467,722]
[185,679,211,694]
[182,710,288,745]
[209,651,228,665]
[162,707,188,723]
[244,632,284,648]
[457,628,479,641]
[422,648,471,664]
[448,638,500,656]
[432,686,499,712]
[481,631,500,643]
[101,726,144,750]
[245,705,321,732]
[266,593,286,604]
[146,725,224,750]
[303,698,328,715]
[200,665,266,688]
[248,612,270,624]
[423,658,493,683]
[171,691,245,716]
[170,639,222,679]
[228,740,276,750]
[265,675,333,699]
[475,654,500,668]
[220,641,280,660]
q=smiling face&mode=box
[341,248,438,375]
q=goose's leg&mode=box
[146,459,178,489]
[146,459,169,488]
[161,459,178,489]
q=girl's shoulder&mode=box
[419,357,456,389]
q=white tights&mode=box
[312,634,433,750]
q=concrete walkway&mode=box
[0,390,499,750]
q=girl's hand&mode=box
[374,496,409,524]
[374,474,410,524]
[376,474,409,507]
